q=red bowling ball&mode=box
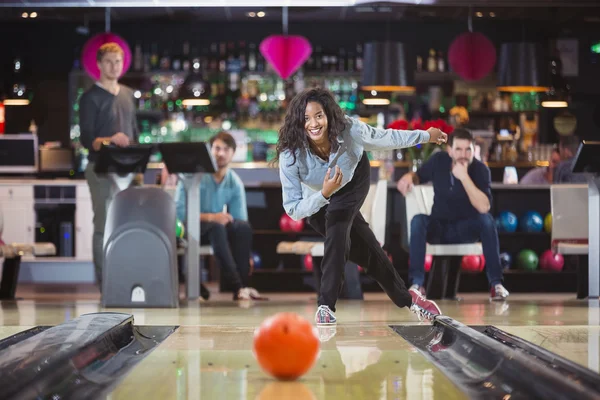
[540,250,564,272]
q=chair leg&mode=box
[444,257,462,300]
[0,256,21,300]
[426,256,449,300]
[577,255,589,299]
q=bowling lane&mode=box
[107,324,466,400]
[498,325,600,374]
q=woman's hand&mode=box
[321,166,343,198]
[427,127,448,145]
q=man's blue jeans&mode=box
[408,213,503,288]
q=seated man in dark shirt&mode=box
[397,128,509,301]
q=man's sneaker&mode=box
[200,283,210,301]
[234,287,252,300]
[410,284,427,297]
[409,288,442,322]
[245,287,269,300]
[490,284,509,301]
[315,305,336,326]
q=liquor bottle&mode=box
[355,44,363,72]
[219,42,227,73]
[150,43,159,70]
[160,49,171,70]
[248,43,257,71]
[347,51,355,72]
[133,43,142,71]
[314,46,322,71]
[209,43,218,72]
[437,51,445,72]
[338,48,346,72]
[427,49,436,72]
[172,46,182,71]
[182,41,191,72]
[238,41,247,71]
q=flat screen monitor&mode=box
[0,133,38,173]
[572,140,600,174]
[158,142,217,174]
[93,144,155,175]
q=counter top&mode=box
[147,160,548,170]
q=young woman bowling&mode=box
[276,88,447,325]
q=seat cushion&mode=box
[556,243,589,255]
[426,243,482,256]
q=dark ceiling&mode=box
[1,3,600,24]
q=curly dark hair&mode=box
[273,88,348,166]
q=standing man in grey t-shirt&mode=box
[79,42,138,289]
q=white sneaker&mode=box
[490,284,509,301]
[235,288,252,300]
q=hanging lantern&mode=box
[448,32,496,81]
[361,41,415,92]
[259,35,312,80]
[81,32,132,80]
[497,42,548,92]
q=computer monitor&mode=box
[158,142,217,174]
[572,140,600,174]
[0,133,38,174]
[93,144,155,176]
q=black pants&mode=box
[307,152,413,312]
[201,220,252,291]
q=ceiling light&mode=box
[247,12,256,17]
[21,12,28,18]
[360,41,415,93]
[30,12,37,18]
[257,11,266,17]
[489,12,496,17]
[475,11,483,17]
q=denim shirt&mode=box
[279,115,431,221]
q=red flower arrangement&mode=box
[387,118,455,134]
[387,118,455,162]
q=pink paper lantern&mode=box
[448,32,496,81]
[81,32,132,80]
[259,35,312,80]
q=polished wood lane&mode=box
[1,288,599,399]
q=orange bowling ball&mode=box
[252,312,320,380]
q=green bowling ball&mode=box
[176,219,185,238]
[517,249,539,271]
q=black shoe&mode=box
[200,283,210,300]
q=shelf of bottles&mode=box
[68,41,365,164]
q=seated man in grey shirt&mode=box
[520,148,560,184]
[79,42,138,290]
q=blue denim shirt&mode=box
[174,169,248,223]
[279,116,430,221]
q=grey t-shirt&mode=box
[79,83,139,162]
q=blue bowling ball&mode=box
[520,211,544,233]
[499,252,512,270]
[251,252,262,269]
[496,211,518,233]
